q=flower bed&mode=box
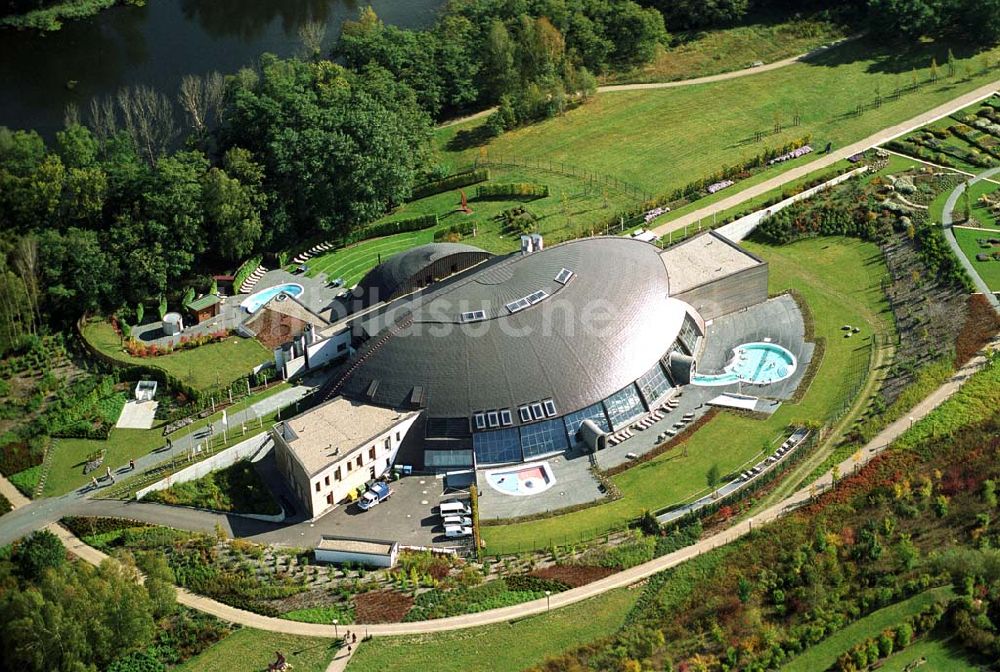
[125,329,231,358]
[707,179,735,194]
[768,144,813,165]
[529,564,615,588]
[354,590,414,623]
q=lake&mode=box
[0,0,443,138]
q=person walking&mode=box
[129,458,135,471]
[105,466,112,481]
[91,476,99,489]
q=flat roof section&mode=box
[316,535,396,556]
[283,397,415,475]
[659,231,764,294]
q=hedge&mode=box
[475,182,549,200]
[233,255,262,293]
[434,220,477,242]
[410,169,489,200]
[360,214,438,239]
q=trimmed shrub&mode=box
[362,214,438,239]
[411,169,489,200]
[475,182,549,200]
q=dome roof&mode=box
[341,237,697,420]
[353,242,490,305]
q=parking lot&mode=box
[278,475,473,549]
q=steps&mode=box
[291,241,335,265]
[239,265,267,294]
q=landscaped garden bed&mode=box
[144,459,281,516]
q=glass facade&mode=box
[473,428,522,465]
[520,417,569,459]
[603,383,646,429]
[636,362,673,406]
[562,402,610,446]
[677,312,701,354]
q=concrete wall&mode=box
[717,166,869,242]
[135,433,271,500]
[675,263,769,321]
[305,331,350,370]
[283,355,307,379]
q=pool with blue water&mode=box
[692,342,797,387]
[240,283,304,314]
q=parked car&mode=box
[357,482,392,511]
[444,525,473,538]
[439,500,471,516]
[442,515,472,527]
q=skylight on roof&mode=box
[543,399,557,417]
[474,413,486,430]
[526,290,548,305]
[500,409,513,426]
[461,310,487,322]
[487,411,500,428]
[518,406,532,423]
[554,268,574,284]
[530,402,545,420]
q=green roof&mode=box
[185,294,221,311]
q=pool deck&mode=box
[474,294,813,522]
[131,270,342,349]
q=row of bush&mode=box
[475,182,549,200]
[410,169,489,200]
[433,220,477,242]
[402,577,545,621]
[124,329,231,358]
[360,213,438,239]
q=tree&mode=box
[217,55,432,239]
[707,463,721,495]
[115,85,178,167]
[655,0,749,30]
[202,163,264,263]
[16,529,65,581]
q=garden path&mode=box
[652,79,1000,239]
[942,166,1000,312]
[436,36,862,129]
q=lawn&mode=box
[611,13,847,84]
[952,226,1000,291]
[80,319,270,392]
[42,383,291,497]
[304,166,640,286]
[481,236,890,553]
[436,38,1000,197]
[877,636,983,672]
[780,586,954,672]
[964,178,1000,228]
[172,627,338,672]
[144,458,281,515]
[348,588,638,672]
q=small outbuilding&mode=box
[185,294,221,325]
[314,536,399,568]
[162,312,184,336]
[134,380,157,401]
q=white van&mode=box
[444,525,473,538]
[439,500,471,516]
[442,515,472,527]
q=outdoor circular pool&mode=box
[691,342,797,387]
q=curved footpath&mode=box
[1,336,993,641]
[436,36,861,129]
[942,167,1000,312]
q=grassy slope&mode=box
[348,588,638,672]
[43,383,290,497]
[172,628,338,672]
[482,236,889,553]
[304,167,640,286]
[965,179,1000,228]
[436,39,1000,196]
[780,586,954,672]
[953,226,1000,290]
[81,319,270,392]
[877,636,983,672]
[612,14,847,84]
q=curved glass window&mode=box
[636,362,673,406]
[520,417,569,459]
[473,428,522,465]
[603,384,645,430]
